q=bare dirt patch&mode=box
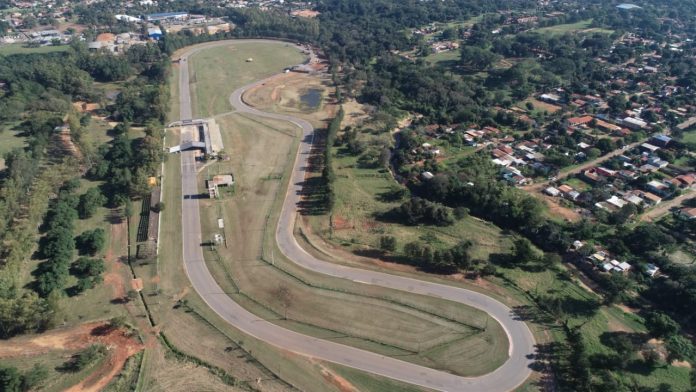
[538,194,581,222]
[1,321,143,392]
[64,325,144,392]
[672,360,692,368]
[330,215,352,230]
[317,363,358,392]
[104,220,128,300]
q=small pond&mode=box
[300,88,322,109]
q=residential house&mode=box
[678,207,696,220]
[651,134,672,147]
[544,187,561,197]
[646,180,671,196]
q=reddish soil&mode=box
[64,325,143,392]
[330,215,352,230]
[0,321,143,392]
[317,363,358,392]
[103,220,127,300]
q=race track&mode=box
[176,40,536,392]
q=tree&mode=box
[512,238,536,263]
[666,335,696,362]
[108,316,128,329]
[75,229,106,255]
[460,46,499,72]
[71,257,105,278]
[78,188,106,219]
[62,345,106,372]
[608,94,627,114]
[273,286,293,319]
[379,236,397,252]
[645,311,680,338]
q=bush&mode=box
[379,236,397,252]
[152,201,165,213]
[61,345,106,372]
[645,311,680,338]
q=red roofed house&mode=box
[675,174,696,188]
[568,116,594,126]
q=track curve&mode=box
[177,40,536,391]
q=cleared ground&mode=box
[0,128,26,169]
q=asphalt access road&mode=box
[176,40,536,391]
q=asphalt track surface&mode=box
[176,40,536,391]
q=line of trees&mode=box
[402,240,474,274]
[320,106,344,210]
[35,186,80,297]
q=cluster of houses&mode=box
[542,134,696,215]
[572,240,660,278]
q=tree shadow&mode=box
[511,304,556,325]
[296,177,330,216]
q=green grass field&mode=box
[0,128,27,169]
[534,19,614,36]
[0,43,70,56]
[563,177,591,192]
[679,129,696,144]
[188,42,306,117]
[424,49,460,67]
[317,144,512,261]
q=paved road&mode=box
[177,40,536,391]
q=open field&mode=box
[516,97,562,114]
[0,128,27,169]
[0,43,70,56]
[424,49,460,67]
[679,129,696,145]
[669,247,696,267]
[533,19,614,36]
[187,42,306,117]
[311,148,513,261]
